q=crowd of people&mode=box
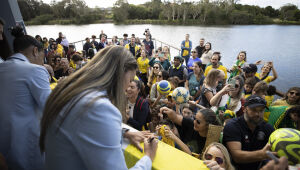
[0,20,299,170]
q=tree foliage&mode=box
[18,0,105,24]
[112,0,300,24]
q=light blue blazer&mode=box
[45,90,152,170]
[0,53,51,170]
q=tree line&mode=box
[18,0,109,25]
[113,0,300,25]
[18,0,300,25]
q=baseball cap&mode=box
[243,64,257,73]
[244,95,267,109]
[174,56,183,62]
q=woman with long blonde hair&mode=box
[202,142,235,170]
[200,69,225,108]
[39,46,157,170]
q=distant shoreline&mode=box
[25,19,300,26]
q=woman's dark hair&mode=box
[35,35,42,40]
[161,70,169,80]
[194,61,204,78]
[159,119,175,129]
[168,76,180,89]
[88,48,95,58]
[54,55,61,63]
[236,51,247,62]
[71,54,83,62]
[267,85,277,96]
[10,26,43,53]
[202,42,212,53]
[132,79,146,98]
[287,105,300,117]
[199,108,221,126]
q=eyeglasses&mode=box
[289,91,300,96]
[194,117,201,124]
[153,67,159,69]
[191,51,197,53]
[204,153,224,165]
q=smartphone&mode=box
[228,79,236,88]
[266,151,279,164]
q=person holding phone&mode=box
[210,76,245,121]
[39,46,158,170]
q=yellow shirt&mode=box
[255,73,274,84]
[265,95,274,108]
[137,57,149,74]
[70,60,76,69]
[204,65,228,79]
[55,45,64,57]
[182,41,190,57]
[271,99,292,107]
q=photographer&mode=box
[143,28,152,40]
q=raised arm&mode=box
[210,84,232,106]
[160,107,183,126]
[269,62,278,82]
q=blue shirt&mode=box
[187,57,201,73]
[45,90,152,170]
[0,53,51,170]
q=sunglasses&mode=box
[194,117,201,124]
[205,153,224,165]
[289,91,300,96]
[191,51,197,53]
[153,66,159,69]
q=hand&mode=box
[144,137,158,161]
[124,131,147,152]
[160,107,175,117]
[203,160,225,170]
[268,61,273,68]
[219,110,225,119]
[164,127,176,140]
[260,156,288,170]
[125,109,130,120]
[260,144,277,160]
[155,125,163,135]
[221,84,234,94]
[255,60,263,65]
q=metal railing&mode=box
[71,38,181,58]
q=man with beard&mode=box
[223,95,275,170]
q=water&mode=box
[26,23,300,93]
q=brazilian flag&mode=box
[267,106,295,129]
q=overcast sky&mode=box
[41,0,300,9]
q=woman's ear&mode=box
[32,46,39,58]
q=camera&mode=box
[143,28,149,35]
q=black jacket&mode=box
[127,96,150,130]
